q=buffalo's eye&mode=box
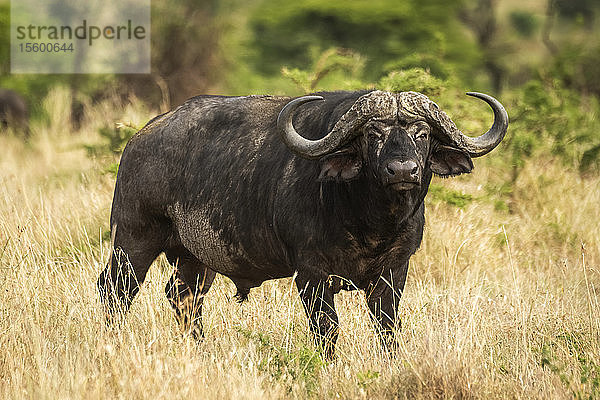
[411,121,430,140]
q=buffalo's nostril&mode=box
[384,160,420,184]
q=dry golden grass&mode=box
[0,88,599,399]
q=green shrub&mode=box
[507,79,600,177]
[250,0,480,83]
[509,11,539,37]
[428,184,473,208]
[378,68,445,97]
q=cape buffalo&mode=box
[98,90,508,357]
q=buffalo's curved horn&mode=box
[278,91,397,159]
[460,92,509,157]
[277,96,326,159]
[398,91,508,157]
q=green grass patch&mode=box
[428,184,473,208]
[236,327,325,395]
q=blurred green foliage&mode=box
[137,0,224,106]
[93,123,138,156]
[248,0,479,83]
[554,0,596,24]
[509,11,539,37]
[508,78,600,176]
[378,69,446,97]
[0,3,115,119]
[281,48,366,92]
[551,43,600,98]
[84,122,139,177]
[2,0,600,179]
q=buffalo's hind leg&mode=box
[97,227,165,320]
[295,275,339,359]
[164,246,216,340]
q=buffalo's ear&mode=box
[318,149,362,182]
[429,144,473,177]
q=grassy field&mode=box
[0,88,599,399]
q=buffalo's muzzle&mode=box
[383,160,420,190]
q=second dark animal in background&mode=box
[0,89,29,134]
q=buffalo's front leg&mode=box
[366,264,409,350]
[295,276,339,359]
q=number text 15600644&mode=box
[18,43,74,53]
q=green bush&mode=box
[84,122,138,165]
[378,68,445,97]
[551,44,600,98]
[281,48,366,93]
[509,10,539,37]
[507,79,600,176]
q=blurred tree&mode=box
[541,0,600,97]
[248,0,480,84]
[554,0,595,28]
[281,48,365,92]
[509,11,539,38]
[0,0,226,117]
[122,0,225,108]
[550,44,600,98]
[378,68,445,97]
[460,0,506,93]
[0,3,7,74]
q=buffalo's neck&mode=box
[322,172,430,239]
[315,171,431,284]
